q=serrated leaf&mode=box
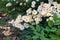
[32,35,39,40]
[48,20,54,27]
[45,27,50,32]
[53,14,58,21]
[36,25,41,32]
[29,25,36,32]
[54,20,60,25]
[50,27,57,32]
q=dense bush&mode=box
[0,0,60,40]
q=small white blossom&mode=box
[43,3,50,9]
[25,0,29,2]
[49,17,55,22]
[46,19,49,21]
[6,2,12,7]
[31,1,36,8]
[24,23,29,28]
[22,15,33,22]
[31,4,35,8]
[57,4,60,12]
[32,9,37,15]
[14,23,24,30]
[46,17,54,22]
[53,2,58,8]
[26,8,32,15]
[41,9,48,16]
[24,3,26,5]
[37,6,42,13]
[35,18,42,24]
[15,15,23,23]
[32,1,36,5]
[49,17,54,21]
[46,13,53,16]
[48,0,53,4]
[20,3,23,6]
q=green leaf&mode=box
[40,35,49,40]
[4,36,11,40]
[55,29,60,35]
[29,25,36,32]
[40,30,44,36]
[50,27,57,32]
[45,27,50,32]
[33,31,40,36]
[54,20,60,25]
[0,20,5,26]
[36,25,41,32]
[53,14,58,21]
[48,20,54,27]
[49,34,57,40]
[49,33,60,40]
[26,36,32,40]
[32,35,39,40]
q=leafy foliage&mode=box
[0,0,60,40]
[25,14,60,40]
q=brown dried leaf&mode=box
[0,26,12,36]
[2,30,12,36]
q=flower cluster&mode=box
[8,1,60,30]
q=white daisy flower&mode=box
[31,4,35,8]
[14,23,24,30]
[37,6,42,13]
[32,9,37,15]
[19,24,25,30]
[46,17,54,22]
[46,13,53,16]
[15,15,23,23]
[32,1,36,5]
[57,4,60,12]
[49,17,54,21]
[22,15,33,22]
[31,1,36,8]
[26,8,32,15]
[53,2,58,8]
[43,3,50,9]
[41,9,48,16]
[24,23,29,28]
[35,18,42,24]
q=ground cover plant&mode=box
[0,0,60,40]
